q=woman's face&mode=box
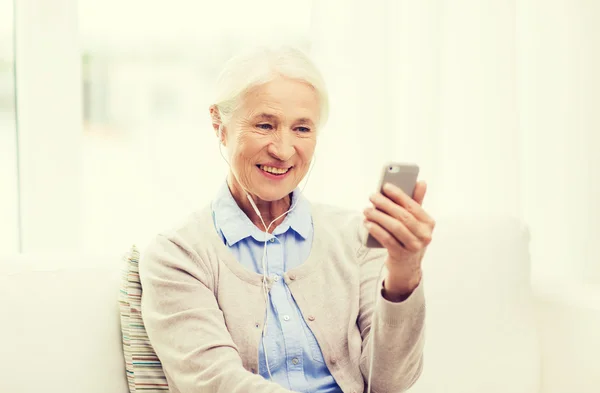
[222,76,320,202]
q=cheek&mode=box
[228,132,263,172]
[298,139,317,162]
[236,133,265,159]
[291,141,316,181]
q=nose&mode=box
[267,131,295,162]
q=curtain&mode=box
[308,0,600,287]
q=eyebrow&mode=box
[254,113,278,121]
[297,117,315,127]
[253,113,315,126]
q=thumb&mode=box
[412,181,427,205]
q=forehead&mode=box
[239,77,320,121]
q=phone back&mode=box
[366,163,420,248]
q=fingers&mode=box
[368,193,419,237]
[368,194,431,241]
[364,219,410,254]
[364,208,429,252]
[412,181,427,205]
[380,182,435,227]
[364,180,435,254]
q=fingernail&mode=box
[383,183,393,192]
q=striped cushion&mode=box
[119,245,170,392]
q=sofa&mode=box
[1,216,598,393]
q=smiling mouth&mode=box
[257,165,292,175]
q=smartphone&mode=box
[365,162,420,248]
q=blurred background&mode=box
[1,1,600,392]
[1,0,599,292]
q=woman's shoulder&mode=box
[149,205,215,244]
[141,205,222,269]
[311,202,367,247]
[311,202,360,223]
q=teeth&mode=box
[260,165,290,175]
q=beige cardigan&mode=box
[140,203,425,393]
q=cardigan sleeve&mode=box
[356,231,426,393]
[139,233,295,393]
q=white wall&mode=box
[517,0,600,285]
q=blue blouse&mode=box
[211,182,342,392]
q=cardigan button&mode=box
[330,357,337,365]
[289,273,296,280]
[308,315,315,321]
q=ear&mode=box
[209,105,226,145]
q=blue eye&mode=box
[257,124,273,130]
[296,127,311,133]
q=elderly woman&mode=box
[140,45,434,393]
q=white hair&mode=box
[212,45,329,129]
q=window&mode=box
[0,0,18,254]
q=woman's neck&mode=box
[227,176,291,233]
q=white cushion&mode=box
[408,216,541,393]
[0,253,129,393]
[534,282,600,393]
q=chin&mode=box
[255,187,294,202]
[250,171,303,202]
